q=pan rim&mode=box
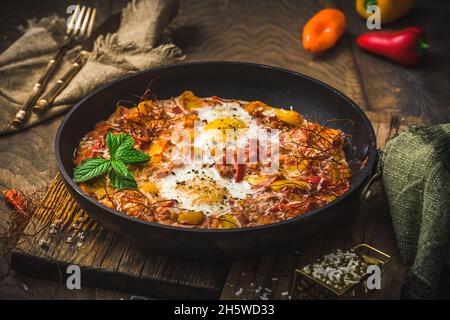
[55,60,377,235]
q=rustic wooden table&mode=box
[0,0,449,300]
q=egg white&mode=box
[157,164,251,215]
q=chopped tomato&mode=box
[306,176,321,184]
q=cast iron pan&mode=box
[56,61,377,260]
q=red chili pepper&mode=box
[356,27,429,66]
[3,189,28,213]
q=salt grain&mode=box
[259,292,269,300]
[235,288,244,296]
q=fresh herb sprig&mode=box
[73,132,150,190]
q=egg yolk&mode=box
[205,118,247,132]
[176,176,229,205]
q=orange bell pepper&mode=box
[302,8,347,54]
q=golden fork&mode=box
[12,5,96,126]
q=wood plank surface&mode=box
[1,0,448,299]
[339,0,450,123]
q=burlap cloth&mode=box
[374,123,450,299]
[0,0,183,134]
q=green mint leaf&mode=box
[73,132,144,189]
[110,159,129,177]
[106,132,134,159]
[73,158,110,183]
[115,149,150,164]
[108,166,137,190]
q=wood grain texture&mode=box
[10,176,229,299]
[339,0,450,123]
[172,0,368,110]
[0,0,447,299]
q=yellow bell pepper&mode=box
[179,90,203,110]
[356,0,414,24]
[220,213,239,228]
[139,181,159,194]
[177,211,205,225]
[270,180,309,191]
[148,138,168,163]
[274,109,304,126]
[244,101,273,113]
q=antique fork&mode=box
[32,50,90,114]
[12,5,96,127]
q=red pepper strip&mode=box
[4,189,28,213]
[269,202,304,212]
[234,163,245,182]
[356,27,429,66]
[80,141,104,163]
[306,176,321,184]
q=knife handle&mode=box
[12,44,68,126]
[32,53,86,114]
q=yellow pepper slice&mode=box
[244,101,273,113]
[179,91,203,110]
[177,211,205,225]
[139,181,159,194]
[220,213,238,228]
[148,138,168,163]
[274,109,304,126]
[270,180,309,191]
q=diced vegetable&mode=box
[179,91,203,110]
[282,160,310,176]
[274,109,304,126]
[234,163,245,182]
[306,176,321,184]
[246,175,267,185]
[270,180,309,191]
[220,213,238,228]
[244,101,273,114]
[140,181,159,194]
[148,139,168,163]
[177,211,205,225]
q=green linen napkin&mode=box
[0,0,183,135]
[379,123,450,299]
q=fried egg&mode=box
[157,164,251,215]
[193,102,260,163]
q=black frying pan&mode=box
[55,61,377,260]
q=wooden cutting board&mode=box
[10,112,424,299]
[10,175,230,299]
